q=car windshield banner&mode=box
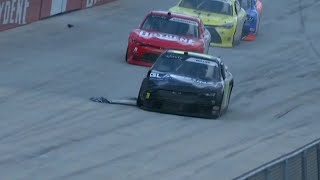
[139,30,195,45]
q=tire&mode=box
[136,86,144,107]
[211,105,223,119]
[232,31,241,47]
[256,16,261,35]
[224,85,233,112]
[209,92,224,119]
[125,46,129,62]
[137,95,143,107]
[241,21,247,38]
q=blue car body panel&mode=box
[241,0,261,37]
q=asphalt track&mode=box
[0,0,319,179]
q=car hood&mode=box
[131,29,203,50]
[169,6,234,26]
[149,71,222,92]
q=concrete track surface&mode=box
[0,0,319,179]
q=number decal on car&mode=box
[150,72,161,78]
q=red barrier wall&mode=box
[0,0,116,32]
[0,0,42,31]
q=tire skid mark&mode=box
[231,41,315,103]
[1,107,97,145]
[192,121,312,175]
[0,81,52,105]
[130,112,310,179]
[192,143,255,175]
[0,101,86,143]
[274,104,302,119]
[261,0,320,26]
[0,110,148,167]
[51,123,220,180]
[296,68,320,78]
[298,0,320,57]
[0,106,129,144]
[236,42,305,84]
[0,0,319,179]
[24,107,130,141]
[0,64,83,106]
[253,86,320,118]
[0,92,101,143]
[135,119,313,179]
[232,85,320,123]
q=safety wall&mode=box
[233,138,320,180]
[0,0,116,32]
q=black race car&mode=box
[137,50,234,119]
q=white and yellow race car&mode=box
[169,0,247,47]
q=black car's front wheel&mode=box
[209,104,223,119]
[136,87,144,107]
[220,86,233,117]
[209,89,232,119]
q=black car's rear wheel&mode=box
[210,87,232,119]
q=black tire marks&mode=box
[298,0,320,57]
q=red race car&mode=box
[125,11,211,67]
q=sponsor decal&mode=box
[169,17,198,26]
[139,30,194,45]
[85,0,112,8]
[186,57,218,67]
[0,0,29,25]
[149,70,216,86]
[149,71,169,79]
[165,53,184,60]
[151,15,167,19]
[170,74,213,85]
[150,72,161,78]
[86,0,97,7]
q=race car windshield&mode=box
[141,15,199,38]
[153,53,220,81]
[179,0,233,16]
[239,0,252,10]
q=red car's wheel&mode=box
[125,46,129,62]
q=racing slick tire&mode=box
[210,85,233,119]
[136,80,149,107]
[205,41,210,54]
[136,87,143,107]
[232,29,242,47]
[210,97,224,119]
[225,84,233,112]
[256,15,262,35]
[137,95,143,107]
[125,46,129,63]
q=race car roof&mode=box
[167,50,222,63]
[150,10,201,24]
